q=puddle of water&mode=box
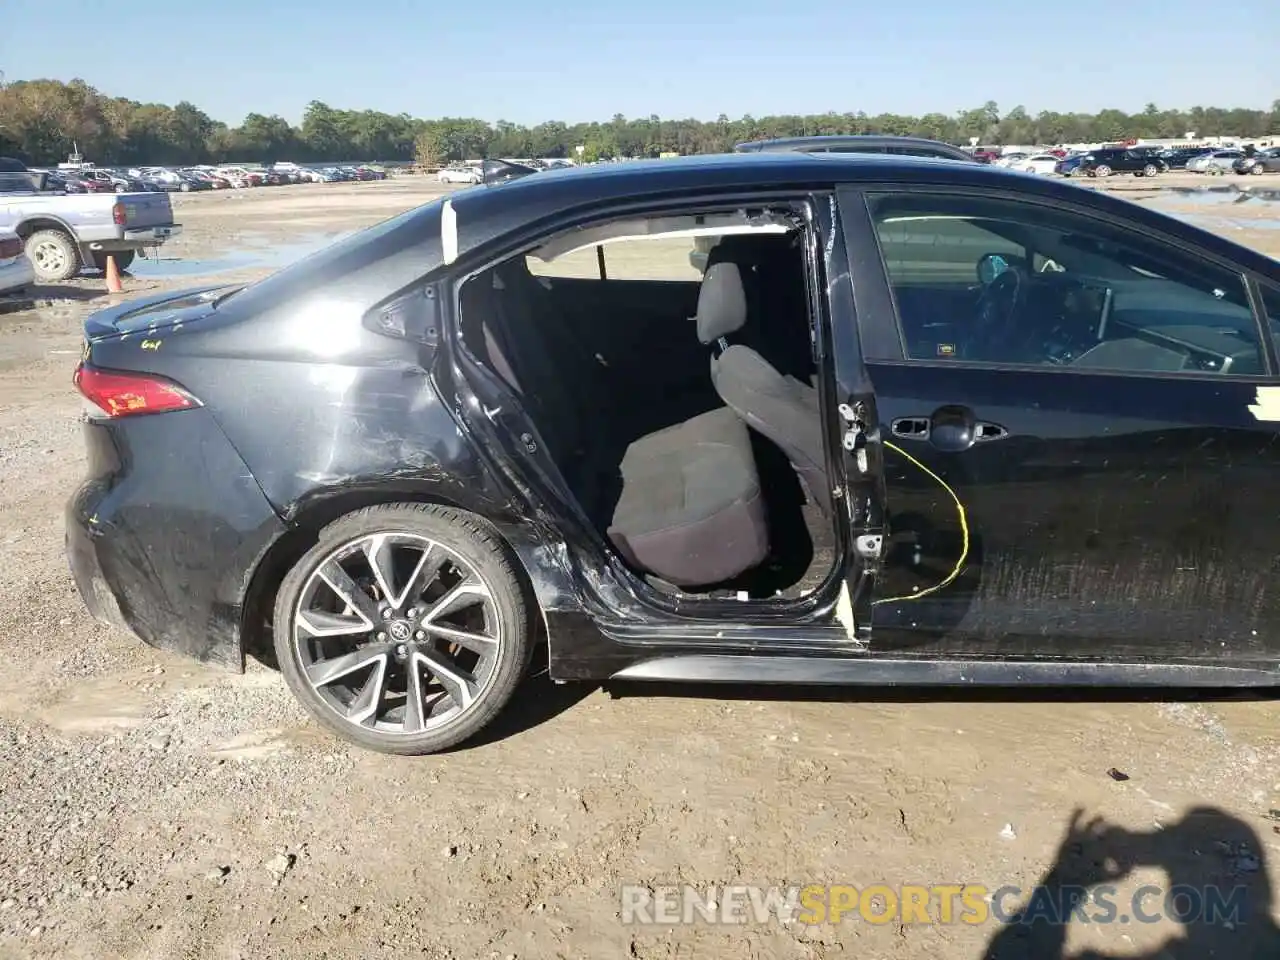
[128,230,354,280]
[1165,214,1280,233]
[1149,184,1280,205]
[1133,185,1280,237]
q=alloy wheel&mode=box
[292,532,501,736]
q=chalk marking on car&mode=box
[441,200,458,264]
[834,582,856,639]
[1247,386,1280,422]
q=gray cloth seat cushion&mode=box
[712,346,829,513]
[608,406,769,586]
[694,260,831,515]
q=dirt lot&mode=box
[2,172,1280,960]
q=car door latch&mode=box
[838,402,869,474]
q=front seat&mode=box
[695,261,831,514]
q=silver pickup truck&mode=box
[0,165,182,282]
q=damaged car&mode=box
[67,153,1280,754]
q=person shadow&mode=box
[982,806,1280,960]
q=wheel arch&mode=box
[15,216,76,241]
[238,485,563,669]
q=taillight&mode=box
[112,202,126,226]
[73,363,200,418]
[0,237,20,259]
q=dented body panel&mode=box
[64,152,1280,686]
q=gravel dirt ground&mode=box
[2,172,1280,960]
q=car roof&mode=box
[442,151,1280,275]
[231,149,1280,320]
[733,134,976,162]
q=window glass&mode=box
[1262,282,1280,354]
[869,193,1261,376]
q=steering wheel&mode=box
[971,263,1029,361]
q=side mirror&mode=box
[976,253,1010,285]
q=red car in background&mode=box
[62,172,116,193]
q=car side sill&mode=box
[609,654,1280,687]
[597,621,866,652]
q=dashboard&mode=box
[1013,273,1262,376]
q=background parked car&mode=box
[1019,154,1061,175]
[62,171,116,193]
[1235,147,1280,175]
[215,166,263,187]
[1187,149,1244,174]
[0,228,35,297]
[437,164,481,184]
[1054,154,1088,177]
[185,170,231,189]
[1077,148,1167,177]
[733,135,979,163]
[1159,147,1213,169]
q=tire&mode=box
[1094,164,1112,177]
[272,503,533,755]
[24,229,81,282]
[1252,164,1265,175]
[115,183,126,193]
[180,181,191,192]
[1143,164,1158,177]
[91,249,135,273]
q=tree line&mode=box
[2,78,1277,168]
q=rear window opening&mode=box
[457,207,839,602]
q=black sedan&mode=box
[66,153,1280,755]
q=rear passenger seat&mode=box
[463,257,770,588]
[608,406,768,586]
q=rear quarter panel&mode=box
[86,199,580,616]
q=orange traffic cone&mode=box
[104,254,123,294]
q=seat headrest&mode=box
[694,262,748,344]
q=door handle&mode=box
[890,417,931,440]
[891,408,1009,451]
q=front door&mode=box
[841,186,1280,663]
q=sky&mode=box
[5,0,1278,126]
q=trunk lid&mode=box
[82,283,242,342]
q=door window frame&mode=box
[444,189,853,625]
[837,183,1280,379]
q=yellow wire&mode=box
[871,440,970,605]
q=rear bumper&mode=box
[65,408,286,671]
[123,225,182,245]
[81,225,182,257]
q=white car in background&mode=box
[437,164,481,185]
[0,229,36,298]
[1019,154,1062,175]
